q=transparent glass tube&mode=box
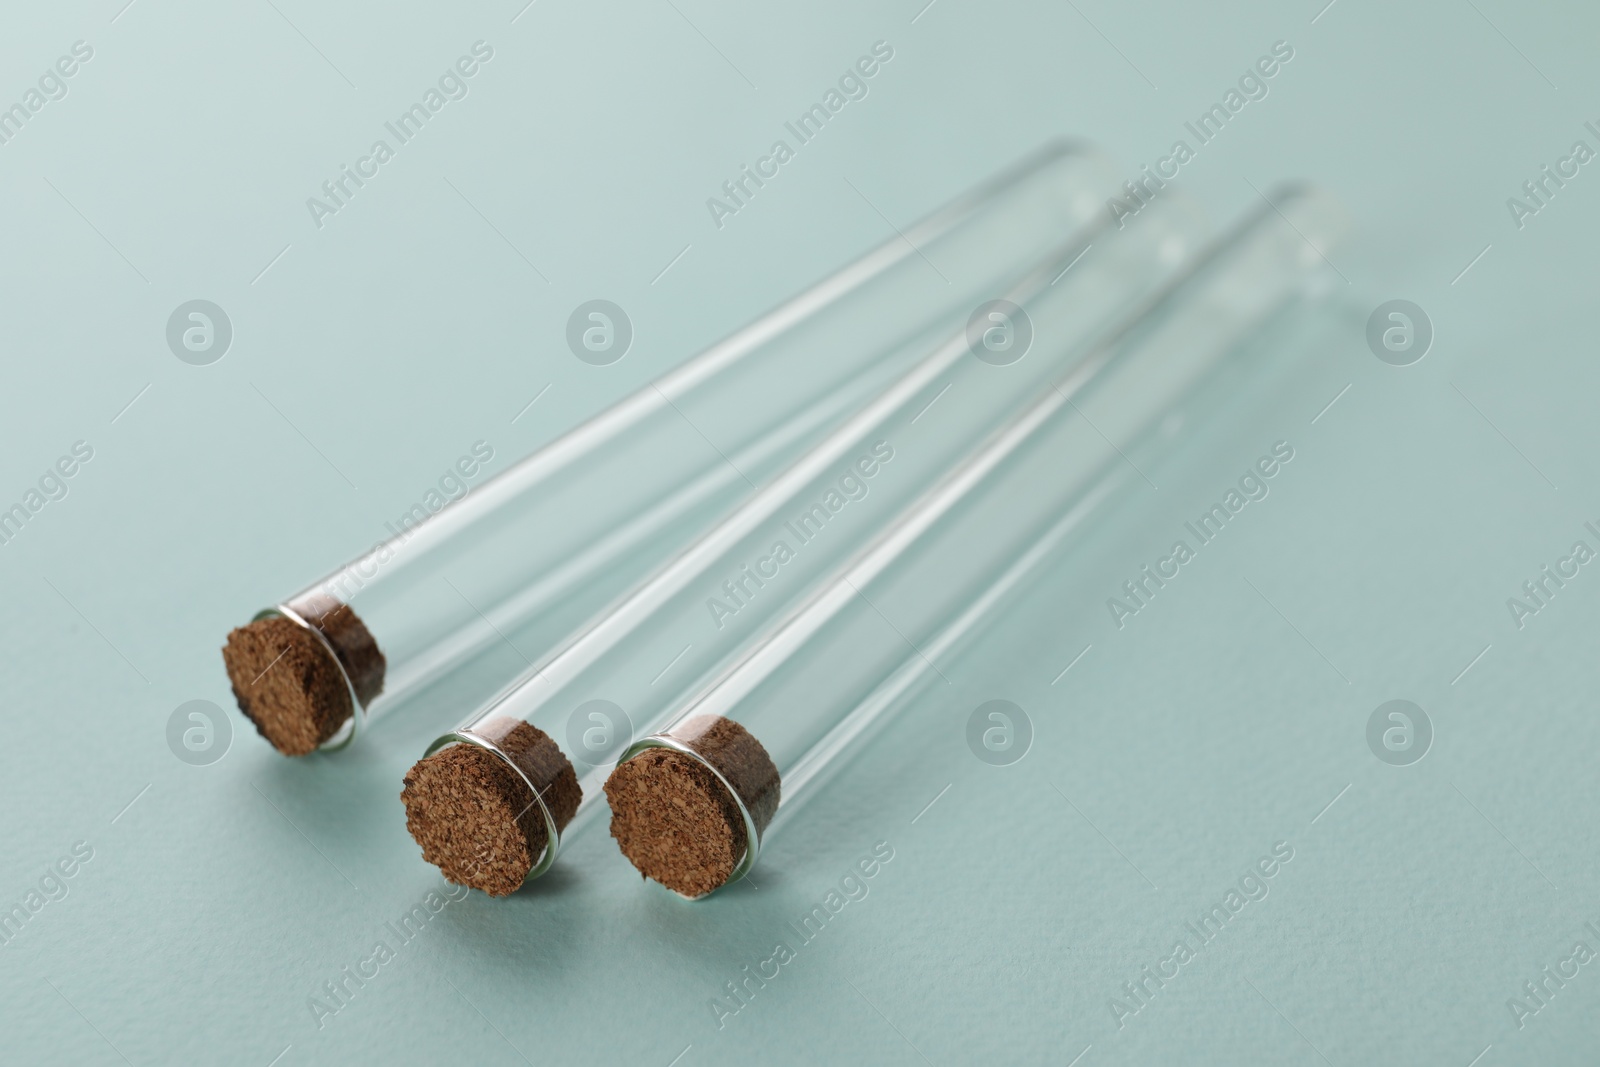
[221,141,1120,756]
[605,185,1347,897]
[407,187,1211,891]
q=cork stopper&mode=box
[287,593,386,705]
[604,715,780,898]
[401,718,581,897]
[220,595,385,756]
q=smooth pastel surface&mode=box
[1,1,1595,1063]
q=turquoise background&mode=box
[3,0,1598,1063]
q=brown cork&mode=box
[223,616,353,756]
[400,718,581,897]
[604,715,780,897]
[284,593,386,707]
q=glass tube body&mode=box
[252,141,1120,751]
[613,185,1348,894]
[429,190,1211,880]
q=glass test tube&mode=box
[400,183,1211,894]
[219,141,1117,757]
[603,185,1347,897]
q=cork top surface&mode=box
[605,716,780,897]
[401,720,581,897]
[222,616,353,756]
[604,747,748,898]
